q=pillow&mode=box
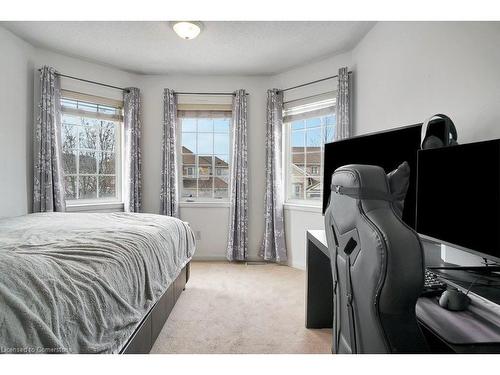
[386,161,410,218]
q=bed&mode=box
[0,212,196,354]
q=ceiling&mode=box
[2,21,375,76]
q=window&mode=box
[284,96,336,203]
[179,110,231,201]
[60,90,123,204]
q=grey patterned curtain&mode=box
[336,67,351,140]
[160,89,179,217]
[123,87,142,213]
[260,89,287,263]
[226,89,249,261]
[33,66,66,213]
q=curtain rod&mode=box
[37,69,129,93]
[174,92,249,96]
[281,71,352,93]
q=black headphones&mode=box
[420,114,458,149]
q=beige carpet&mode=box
[150,261,332,354]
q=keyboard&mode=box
[422,269,447,296]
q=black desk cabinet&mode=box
[306,230,334,329]
[305,230,500,354]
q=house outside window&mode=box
[178,109,232,201]
[60,90,123,204]
[284,96,336,203]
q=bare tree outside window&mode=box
[61,96,122,202]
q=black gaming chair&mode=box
[324,164,428,354]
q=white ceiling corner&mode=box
[1,21,375,76]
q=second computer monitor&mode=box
[416,139,500,263]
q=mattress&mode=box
[0,212,195,354]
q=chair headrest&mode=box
[329,165,392,233]
[331,164,390,196]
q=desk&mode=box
[305,230,333,329]
[306,230,500,353]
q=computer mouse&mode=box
[439,287,470,311]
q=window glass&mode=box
[180,113,231,200]
[286,113,335,202]
[61,96,122,202]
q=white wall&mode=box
[270,22,500,269]
[271,52,353,269]
[3,22,500,267]
[352,22,500,141]
[0,24,270,261]
[138,74,269,260]
[283,207,324,269]
[33,49,138,102]
[351,22,500,264]
[0,25,139,218]
[179,205,230,260]
[0,28,35,218]
[29,49,139,213]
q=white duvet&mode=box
[0,212,195,353]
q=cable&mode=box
[465,275,489,296]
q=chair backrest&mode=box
[324,164,428,353]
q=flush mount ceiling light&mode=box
[171,21,203,40]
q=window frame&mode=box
[177,110,232,203]
[60,91,124,207]
[284,111,336,206]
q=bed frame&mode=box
[120,262,190,354]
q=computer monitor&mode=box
[416,139,500,263]
[322,124,422,229]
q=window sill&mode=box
[66,201,124,213]
[284,202,322,213]
[179,201,230,208]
